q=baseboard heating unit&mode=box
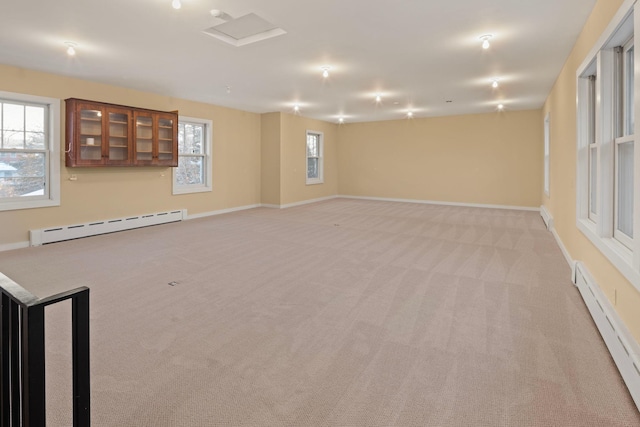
[29,209,186,246]
[575,262,640,409]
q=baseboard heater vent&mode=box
[575,262,640,410]
[29,209,186,246]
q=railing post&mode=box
[72,290,90,427]
[10,303,20,427]
[0,294,10,427]
[21,304,46,427]
[0,274,90,426]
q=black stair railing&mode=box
[0,273,90,427]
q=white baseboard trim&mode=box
[575,262,640,410]
[531,204,578,284]
[261,196,338,209]
[0,241,30,253]
[549,227,577,284]
[186,204,261,220]
[540,205,554,229]
[338,195,540,212]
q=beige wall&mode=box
[542,0,640,342]
[337,111,542,207]
[260,113,281,205]
[0,64,262,246]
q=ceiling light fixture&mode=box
[479,34,493,49]
[492,79,499,88]
[65,42,77,56]
[172,0,181,10]
[321,66,332,78]
[293,103,300,112]
[497,103,504,110]
[375,94,382,103]
[338,117,344,124]
[407,111,413,118]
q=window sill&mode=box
[0,197,60,212]
[306,179,324,186]
[577,218,640,291]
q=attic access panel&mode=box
[203,13,286,47]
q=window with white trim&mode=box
[173,116,212,195]
[0,91,60,212]
[306,130,323,185]
[544,112,550,197]
[576,1,639,289]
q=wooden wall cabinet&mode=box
[65,99,178,167]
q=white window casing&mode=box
[173,116,212,195]
[0,91,60,212]
[306,130,324,185]
[544,112,550,197]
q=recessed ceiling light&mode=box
[407,111,414,118]
[492,79,499,88]
[172,0,181,9]
[479,34,493,49]
[375,94,382,103]
[338,117,344,124]
[497,103,504,110]
[293,103,300,112]
[65,42,77,56]
[321,66,332,78]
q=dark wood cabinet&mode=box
[65,99,178,167]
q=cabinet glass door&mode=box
[79,107,103,162]
[107,109,130,164]
[135,114,153,163]
[157,116,175,164]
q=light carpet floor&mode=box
[1,198,639,426]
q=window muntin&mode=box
[306,131,323,184]
[0,92,59,212]
[173,117,212,195]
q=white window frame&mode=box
[544,112,550,197]
[613,37,635,249]
[0,91,60,212]
[576,0,640,290]
[306,130,324,185]
[172,116,212,195]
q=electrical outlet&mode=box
[69,174,78,181]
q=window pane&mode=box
[307,158,318,179]
[26,132,45,149]
[617,141,634,237]
[590,146,597,215]
[0,152,45,198]
[25,106,45,133]
[178,123,185,152]
[3,103,24,132]
[307,134,318,157]
[179,123,204,155]
[4,130,25,149]
[175,156,204,186]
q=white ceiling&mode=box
[0,0,596,123]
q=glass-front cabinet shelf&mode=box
[65,98,178,167]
